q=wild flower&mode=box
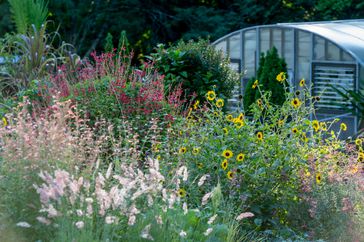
[216,99,224,108]
[75,221,84,229]
[16,222,31,228]
[276,72,286,82]
[252,79,258,89]
[291,98,301,109]
[236,212,254,221]
[202,192,212,205]
[140,224,153,240]
[197,174,209,187]
[203,228,213,236]
[236,153,245,162]
[340,122,347,131]
[179,230,187,238]
[206,91,216,101]
[208,214,218,224]
[299,78,305,87]
[221,159,228,170]
[222,150,233,159]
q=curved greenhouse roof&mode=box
[278,20,364,65]
[213,19,364,65]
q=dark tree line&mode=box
[1,0,364,58]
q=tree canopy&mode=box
[1,0,364,58]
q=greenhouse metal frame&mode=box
[213,19,364,137]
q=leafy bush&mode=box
[150,39,239,107]
[160,81,364,239]
[244,47,287,113]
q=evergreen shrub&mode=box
[244,47,288,113]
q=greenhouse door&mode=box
[312,64,355,110]
[311,63,357,138]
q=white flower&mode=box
[76,209,83,216]
[202,192,212,205]
[177,166,188,181]
[128,215,136,225]
[208,214,217,225]
[179,230,187,238]
[105,216,117,224]
[75,221,84,229]
[36,216,51,225]
[16,222,31,228]
[155,215,163,225]
[236,212,254,221]
[204,228,213,236]
[198,174,209,187]
[106,163,113,179]
[183,202,188,215]
[140,224,154,241]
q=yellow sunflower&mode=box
[216,99,224,108]
[358,152,364,162]
[256,131,263,141]
[221,159,228,170]
[236,153,245,162]
[301,133,308,143]
[227,171,234,180]
[316,173,322,184]
[291,98,302,109]
[178,188,186,197]
[222,149,233,159]
[237,113,244,121]
[193,100,200,110]
[179,147,187,154]
[252,79,259,89]
[207,91,216,101]
[355,139,362,146]
[278,119,284,126]
[299,78,305,87]
[226,114,233,122]
[340,123,347,131]
[192,147,200,155]
[235,120,245,129]
[2,117,7,127]
[292,127,298,134]
[223,127,228,135]
[312,120,320,132]
[320,122,327,131]
[276,72,286,82]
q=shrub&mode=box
[160,80,363,238]
[150,39,239,107]
[244,47,287,113]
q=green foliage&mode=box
[104,32,113,53]
[243,77,257,112]
[332,85,364,130]
[118,30,130,55]
[0,23,78,95]
[244,47,287,113]
[151,39,239,106]
[8,0,48,34]
[160,82,363,238]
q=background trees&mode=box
[1,0,364,59]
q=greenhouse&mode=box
[213,19,364,137]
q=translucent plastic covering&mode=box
[279,20,364,65]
